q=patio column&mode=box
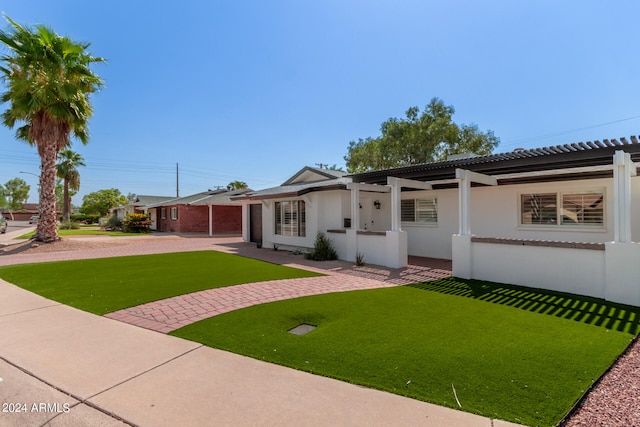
[350,183,361,230]
[456,169,471,236]
[388,177,401,231]
[344,183,361,262]
[455,169,498,236]
[613,150,635,243]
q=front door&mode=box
[149,209,157,230]
[249,204,262,243]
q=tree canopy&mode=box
[4,177,30,212]
[227,181,248,191]
[344,98,500,173]
[80,188,127,216]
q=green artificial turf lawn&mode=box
[171,277,640,427]
[0,251,321,315]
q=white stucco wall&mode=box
[469,178,616,242]
[262,191,345,251]
[406,176,640,260]
[471,242,606,298]
[403,188,458,259]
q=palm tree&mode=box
[56,149,85,222]
[0,16,104,242]
[227,180,248,191]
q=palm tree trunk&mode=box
[36,145,59,243]
[63,178,70,223]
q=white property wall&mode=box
[453,235,640,307]
[471,241,606,298]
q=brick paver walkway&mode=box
[1,234,452,333]
[105,273,405,333]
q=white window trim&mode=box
[517,188,606,231]
[170,207,178,220]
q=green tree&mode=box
[4,177,30,219]
[227,181,248,190]
[0,183,7,211]
[80,188,127,216]
[0,16,105,242]
[56,149,85,222]
[344,98,499,173]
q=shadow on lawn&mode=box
[408,277,640,335]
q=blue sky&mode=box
[1,1,639,204]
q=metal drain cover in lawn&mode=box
[288,324,316,335]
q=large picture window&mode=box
[401,198,438,223]
[275,200,306,236]
[520,191,604,227]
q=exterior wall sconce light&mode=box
[374,200,381,210]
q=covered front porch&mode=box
[331,150,640,307]
[327,177,433,268]
[452,150,640,306]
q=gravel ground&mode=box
[561,336,640,427]
[2,235,639,426]
[0,236,131,255]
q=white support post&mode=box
[345,183,361,262]
[613,150,635,243]
[456,169,471,236]
[350,183,361,230]
[388,177,401,231]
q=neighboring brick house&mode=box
[2,203,43,221]
[151,189,249,235]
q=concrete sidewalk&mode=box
[0,279,524,426]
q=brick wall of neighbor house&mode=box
[156,205,241,234]
[211,205,242,233]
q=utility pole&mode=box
[315,163,327,169]
[176,163,179,197]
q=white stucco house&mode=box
[234,137,640,306]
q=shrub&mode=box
[122,213,151,233]
[355,252,366,266]
[103,215,122,231]
[70,213,101,224]
[304,232,338,261]
[58,221,81,230]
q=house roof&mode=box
[281,166,346,185]
[350,136,640,186]
[188,189,253,205]
[133,195,175,206]
[148,189,252,207]
[231,165,349,201]
[20,203,39,211]
[233,178,348,201]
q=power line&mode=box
[501,115,640,148]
